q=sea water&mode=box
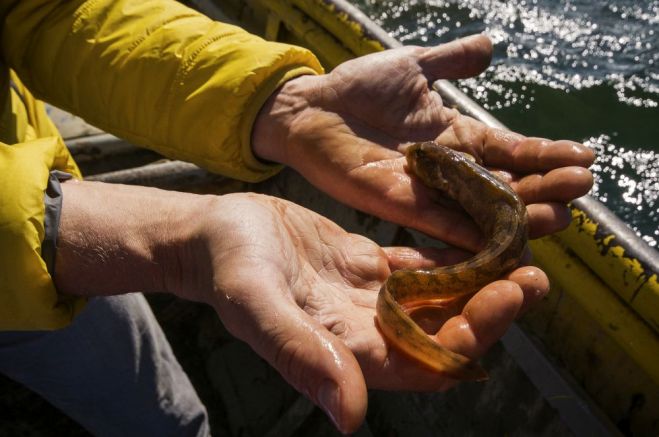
[354,0,658,248]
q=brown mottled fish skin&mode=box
[376,141,528,381]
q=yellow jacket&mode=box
[0,0,323,330]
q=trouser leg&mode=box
[0,293,209,437]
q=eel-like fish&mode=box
[376,141,528,380]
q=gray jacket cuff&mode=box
[42,170,73,276]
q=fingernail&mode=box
[317,379,343,432]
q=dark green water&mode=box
[354,0,658,248]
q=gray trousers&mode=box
[0,294,210,436]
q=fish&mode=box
[376,141,529,381]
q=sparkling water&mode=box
[355,0,659,247]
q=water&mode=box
[354,0,659,248]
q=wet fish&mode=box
[376,141,528,380]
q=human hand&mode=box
[253,34,594,251]
[55,182,549,433]
[198,193,550,433]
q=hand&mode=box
[253,34,595,251]
[56,182,549,433]
[199,193,550,433]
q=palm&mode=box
[318,46,449,141]
[210,193,388,360]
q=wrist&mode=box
[251,74,318,165]
[54,180,215,302]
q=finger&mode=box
[404,264,546,336]
[418,33,493,81]
[362,269,543,392]
[504,266,550,314]
[527,202,573,238]
[220,292,367,434]
[436,280,524,359]
[483,131,595,173]
[383,246,473,271]
[492,166,594,204]
[408,193,573,252]
[365,279,524,392]
[410,199,484,251]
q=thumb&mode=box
[226,297,368,434]
[418,33,493,81]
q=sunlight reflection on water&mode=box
[355,0,659,247]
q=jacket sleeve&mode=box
[0,0,324,182]
[0,70,86,331]
[0,136,86,330]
